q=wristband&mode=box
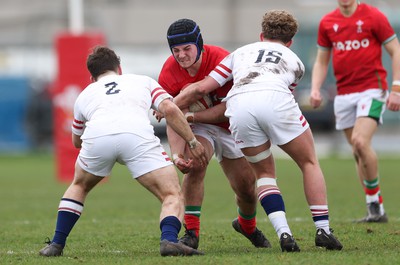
[185,112,194,123]
[172,153,183,164]
[392,80,400,93]
[188,137,198,149]
[392,80,400,86]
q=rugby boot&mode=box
[315,228,343,250]
[232,218,271,248]
[160,240,204,256]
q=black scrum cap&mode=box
[167,18,203,62]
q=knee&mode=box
[237,185,257,201]
[351,135,368,154]
[229,178,255,202]
[236,191,257,205]
[161,187,183,204]
[70,180,91,194]
[186,166,207,181]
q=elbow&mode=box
[72,134,82,148]
[161,101,176,118]
[196,83,212,99]
[197,87,209,97]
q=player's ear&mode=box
[259,33,264,41]
[90,76,96,83]
[286,39,293,48]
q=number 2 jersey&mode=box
[317,3,396,95]
[209,41,305,99]
[72,74,172,140]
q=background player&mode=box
[309,0,400,222]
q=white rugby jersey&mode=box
[72,73,172,140]
[209,41,305,99]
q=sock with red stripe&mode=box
[364,178,384,214]
[184,206,201,238]
[237,209,256,235]
[258,187,291,237]
[310,205,330,234]
[52,198,84,246]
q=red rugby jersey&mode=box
[317,3,396,95]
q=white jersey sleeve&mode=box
[209,54,234,87]
[72,99,86,136]
[148,78,173,111]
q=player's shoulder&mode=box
[121,73,151,81]
[360,3,379,12]
[81,82,98,95]
[163,54,177,66]
[160,55,179,74]
[232,42,257,54]
[117,74,157,88]
[203,44,230,55]
[278,43,303,63]
[359,3,386,17]
[122,73,143,78]
[76,82,96,104]
[320,7,341,23]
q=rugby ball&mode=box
[189,95,213,112]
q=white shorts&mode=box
[77,133,172,178]
[334,89,388,130]
[225,90,309,148]
[190,123,243,162]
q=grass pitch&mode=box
[0,153,399,264]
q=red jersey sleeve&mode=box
[317,11,336,49]
[371,7,396,44]
[158,56,183,97]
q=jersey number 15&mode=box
[255,50,282,64]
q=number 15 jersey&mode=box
[209,41,305,100]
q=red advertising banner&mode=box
[53,32,106,182]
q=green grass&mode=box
[1,153,399,264]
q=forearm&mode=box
[391,50,400,92]
[72,133,82,148]
[166,125,186,156]
[174,77,221,109]
[159,99,207,168]
[174,82,205,109]
[163,103,197,145]
[311,61,328,92]
[187,103,228,124]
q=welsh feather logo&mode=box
[356,20,364,33]
[333,24,339,32]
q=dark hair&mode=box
[86,46,120,80]
[261,10,298,44]
[167,18,203,62]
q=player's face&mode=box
[171,44,198,69]
[337,0,357,8]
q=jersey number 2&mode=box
[105,82,120,95]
